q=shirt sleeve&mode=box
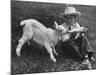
[75,22,80,28]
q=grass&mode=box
[11,1,96,75]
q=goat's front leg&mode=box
[44,42,56,62]
[51,45,58,56]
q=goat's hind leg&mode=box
[16,39,24,56]
[16,36,28,56]
[44,42,56,62]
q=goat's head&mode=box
[54,21,66,34]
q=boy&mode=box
[60,7,94,69]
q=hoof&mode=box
[55,53,58,56]
[16,49,20,56]
[16,52,20,56]
[53,59,56,62]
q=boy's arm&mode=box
[75,22,81,39]
[75,22,81,28]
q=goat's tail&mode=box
[20,20,26,26]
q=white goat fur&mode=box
[16,19,66,62]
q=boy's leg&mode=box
[81,36,94,60]
[63,39,83,59]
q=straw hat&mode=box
[60,7,81,16]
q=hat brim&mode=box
[60,11,81,16]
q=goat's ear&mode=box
[54,21,58,27]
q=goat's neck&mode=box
[53,30,62,40]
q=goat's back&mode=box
[22,19,48,36]
[21,19,56,45]
[21,19,47,29]
[32,28,58,46]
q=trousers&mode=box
[61,35,94,61]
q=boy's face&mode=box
[64,15,77,24]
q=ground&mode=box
[11,1,96,75]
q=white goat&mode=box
[16,19,66,62]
